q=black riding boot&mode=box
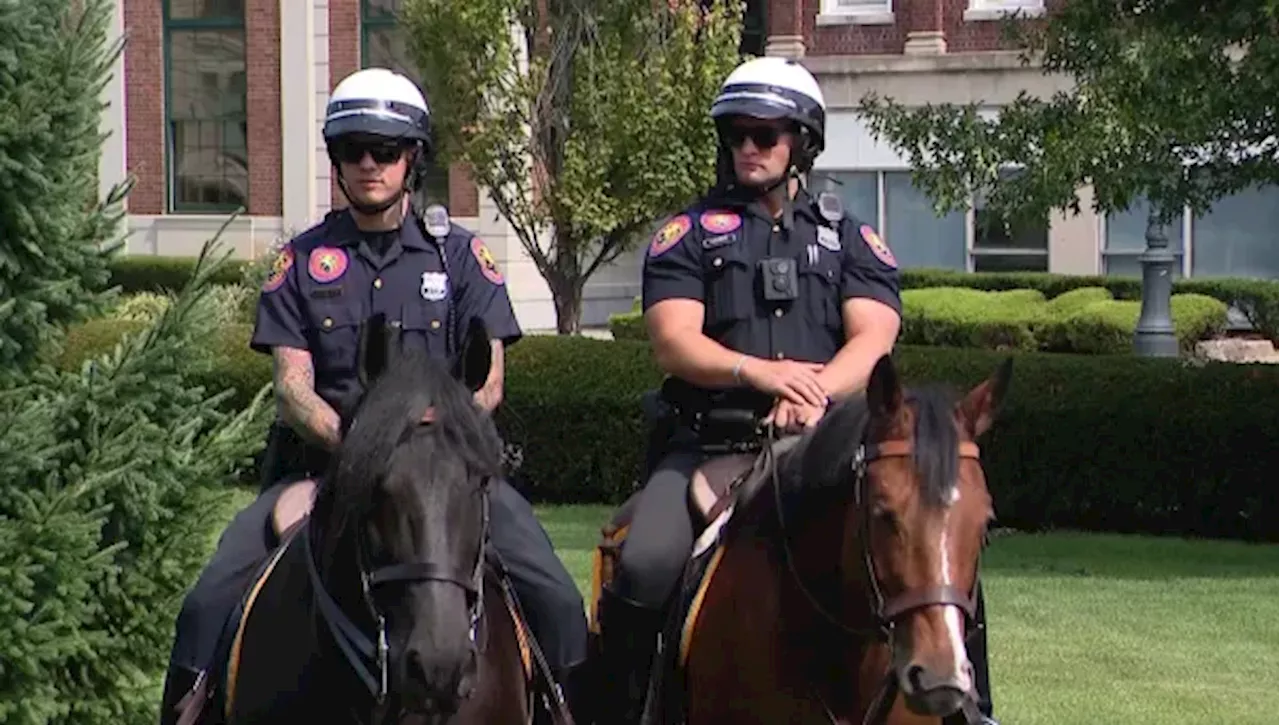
[158,665,206,725]
[598,586,666,725]
[549,660,596,725]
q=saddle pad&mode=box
[222,528,298,718]
[675,512,727,671]
[496,573,535,682]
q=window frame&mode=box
[1098,201,1191,278]
[358,0,451,206]
[964,0,1045,21]
[162,0,249,214]
[817,0,894,26]
[812,168,1057,273]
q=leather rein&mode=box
[763,428,987,725]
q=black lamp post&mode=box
[1132,207,1180,357]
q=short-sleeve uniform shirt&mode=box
[250,207,522,413]
[641,187,902,365]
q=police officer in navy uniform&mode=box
[157,67,591,725]
[596,57,1000,725]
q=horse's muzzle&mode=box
[898,660,974,717]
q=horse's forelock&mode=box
[313,349,503,547]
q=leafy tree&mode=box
[0,1,272,721]
[401,0,744,333]
[856,0,1277,333]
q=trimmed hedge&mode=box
[107,254,252,294]
[59,321,1277,542]
[898,286,1228,354]
[898,268,1277,346]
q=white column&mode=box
[99,0,128,211]
[281,0,319,234]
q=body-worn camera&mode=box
[759,257,798,301]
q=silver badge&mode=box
[817,226,842,252]
[420,271,449,301]
[701,233,737,249]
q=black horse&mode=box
[208,318,546,724]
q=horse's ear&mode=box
[453,316,493,393]
[865,353,902,419]
[958,356,1013,439]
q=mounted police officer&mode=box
[158,67,591,725]
[595,57,1000,725]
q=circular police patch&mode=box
[471,237,504,285]
[308,246,349,284]
[262,245,293,293]
[699,210,742,235]
[649,214,692,257]
[860,224,897,269]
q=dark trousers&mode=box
[612,450,706,608]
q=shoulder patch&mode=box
[699,210,742,235]
[308,246,349,283]
[860,224,897,269]
[471,237,505,285]
[649,214,692,257]
[262,245,294,293]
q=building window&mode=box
[884,171,968,271]
[817,0,894,25]
[813,171,969,271]
[824,0,893,12]
[1102,196,1186,279]
[1190,183,1278,280]
[964,0,1045,20]
[971,169,1050,272]
[163,0,248,213]
[360,0,450,206]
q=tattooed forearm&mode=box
[273,346,342,451]
[473,340,506,413]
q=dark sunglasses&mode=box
[332,140,409,165]
[723,125,784,150]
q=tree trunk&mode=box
[550,276,586,335]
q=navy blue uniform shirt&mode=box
[642,186,901,367]
[250,206,522,412]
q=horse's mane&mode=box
[769,384,963,513]
[311,347,504,550]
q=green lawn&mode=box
[217,491,1277,725]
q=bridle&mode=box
[302,470,492,715]
[764,428,988,725]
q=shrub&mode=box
[107,255,250,295]
[901,287,1228,354]
[899,268,1277,346]
[57,324,1280,542]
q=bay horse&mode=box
[209,318,557,725]
[589,353,1011,725]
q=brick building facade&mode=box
[97,0,1276,331]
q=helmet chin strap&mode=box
[335,175,409,219]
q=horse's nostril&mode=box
[905,663,926,691]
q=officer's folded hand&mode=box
[764,398,828,435]
[739,357,829,408]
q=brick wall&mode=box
[797,0,1052,56]
[123,0,164,215]
[246,0,282,216]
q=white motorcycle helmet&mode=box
[323,68,434,213]
[710,57,827,172]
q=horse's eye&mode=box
[872,507,897,530]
